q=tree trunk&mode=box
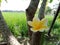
[38,0,47,19]
[0,11,21,45]
[31,0,47,45]
[31,32,42,45]
[26,0,40,43]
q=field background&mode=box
[0,11,59,45]
[2,12,60,38]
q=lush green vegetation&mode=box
[45,14,60,35]
[2,12,60,37]
[2,12,28,37]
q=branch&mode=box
[26,0,40,43]
[30,0,47,45]
[38,0,47,19]
[48,3,60,36]
[26,0,40,21]
[0,11,21,45]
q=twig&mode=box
[48,3,60,36]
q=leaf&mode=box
[50,0,53,3]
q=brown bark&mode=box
[38,0,47,19]
[26,0,40,43]
[31,32,42,45]
[30,0,47,45]
[0,11,21,45]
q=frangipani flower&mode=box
[28,17,48,32]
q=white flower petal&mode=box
[39,28,49,32]
[28,21,32,26]
[41,18,48,25]
[30,28,38,32]
[39,29,45,32]
[33,16,40,21]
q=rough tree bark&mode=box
[26,0,40,43]
[38,0,47,19]
[30,0,47,45]
[0,11,21,45]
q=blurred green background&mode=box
[2,12,60,37]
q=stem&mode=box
[48,3,60,36]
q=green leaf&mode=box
[50,0,53,3]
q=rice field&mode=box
[1,12,60,37]
[2,12,28,37]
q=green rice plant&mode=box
[2,12,60,37]
[2,12,28,37]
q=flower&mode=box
[28,17,48,32]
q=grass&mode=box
[1,12,60,45]
[1,12,60,37]
[2,12,28,37]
